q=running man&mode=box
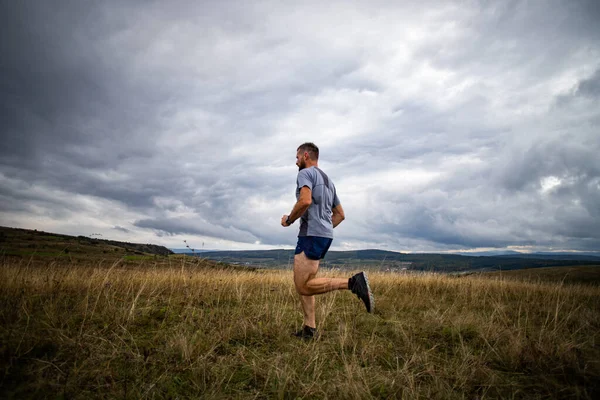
[281,142,374,339]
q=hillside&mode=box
[191,248,600,271]
[3,226,598,273]
[0,226,173,261]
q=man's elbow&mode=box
[297,202,311,215]
[300,198,312,208]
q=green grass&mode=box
[1,250,70,257]
[1,257,599,399]
[122,255,157,261]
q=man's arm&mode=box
[281,186,312,226]
[332,204,345,228]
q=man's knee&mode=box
[294,281,312,296]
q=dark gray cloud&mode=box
[574,68,600,98]
[134,217,259,244]
[0,0,598,252]
[113,226,130,233]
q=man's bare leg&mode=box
[299,295,315,328]
[293,252,349,328]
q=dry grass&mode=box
[1,257,599,399]
[483,265,600,285]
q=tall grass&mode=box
[1,257,598,399]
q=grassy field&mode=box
[483,265,600,285]
[1,256,599,399]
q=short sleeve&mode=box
[333,187,341,208]
[297,169,314,191]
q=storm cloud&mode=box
[1,0,599,252]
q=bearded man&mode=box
[281,142,374,339]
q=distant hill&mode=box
[456,250,524,256]
[0,226,174,259]
[189,248,600,271]
[170,248,216,254]
[496,253,600,261]
[5,225,597,273]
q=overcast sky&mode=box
[1,0,599,253]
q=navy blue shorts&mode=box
[295,236,333,260]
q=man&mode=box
[281,142,374,339]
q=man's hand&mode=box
[281,215,291,227]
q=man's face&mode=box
[296,150,307,170]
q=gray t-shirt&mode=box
[296,166,341,238]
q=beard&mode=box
[298,159,306,171]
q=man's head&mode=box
[296,142,319,170]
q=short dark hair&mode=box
[297,142,319,160]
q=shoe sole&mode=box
[292,333,320,340]
[362,272,375,313]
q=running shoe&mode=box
[292,325,319,339]
[348,272,374,313]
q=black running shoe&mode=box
[292,325,318,339]
[348,272,374,313]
